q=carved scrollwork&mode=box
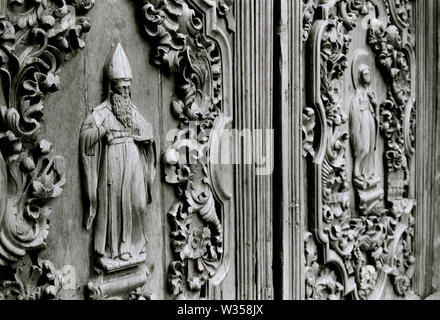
[302,107,316,157]
[307,13,353,292]
[338,0,375,31]
[386,0,412,30]
[0,0,92,273]
[216,0,233,17]
[367,16,415,195]
[140,0,232,299]
[303,0,317,43]
[304,232,344,300]
[305,0,416,300]
[0,256,63,300]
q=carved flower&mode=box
[42,72,60,92]
[32,175,56,199]
[328,221,355,256]
[73,0,96,12]
[314,268,344,300]
[395,0,412,23]
[305,267,316,300]
[188,228,211,260]
[302,107,316,158]
[39,140,53,155]
[20,156,36,173]
[392,275,411,297]
[304,233,318,266]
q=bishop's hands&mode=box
[100,118,153,144]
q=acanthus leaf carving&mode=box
[0,0,93,300]
[303,0,317,43]
[140,0,232,299]
[0,255,64,300]
[302,107,316,158]
[0,0,93,272]
[304,232,344,300]
[305,0,417,300]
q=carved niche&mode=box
[0,0,93,299]
[80,0,234,300]
[141,0,234,300]
[303,0,416,300]
[81,43,157,300]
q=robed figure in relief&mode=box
[80,44,156,272]
[350,63,379,189]
[349,51,385,215]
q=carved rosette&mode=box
[304,0,416,300]
[141,0,232,299]
[0,256,63,300]
[0,0,93,299]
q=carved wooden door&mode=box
[0,0,438,301]
[276,0,438,300]
[303,0,418,300]
[0,0,235,300]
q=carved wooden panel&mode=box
[0,0,235,300]
[141,0,235,300]
[0,0,93,299]
[302,0,418,300]
[0,0,438,301]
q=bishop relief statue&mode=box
[80,43,156,272]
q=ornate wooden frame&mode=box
[302,0,417,300]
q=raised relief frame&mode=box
[141,0,234,300]
[0,0,233,300]
[84,0,234,300]
[82,43,157,300]
[303,0,417,300]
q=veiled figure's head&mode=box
[359,64,371,87]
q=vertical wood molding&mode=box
[435,4,440,293]
[234,0,274,300]
[415,0,439,298]
[273,0,304,300]
[431,0,440,295]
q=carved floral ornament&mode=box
[303,0,416,300]
[0,0,233,300]
[141,0,233,299]
[0,0,94,299]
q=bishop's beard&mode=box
[111,93,134,128]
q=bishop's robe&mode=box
[80,101,156,262]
